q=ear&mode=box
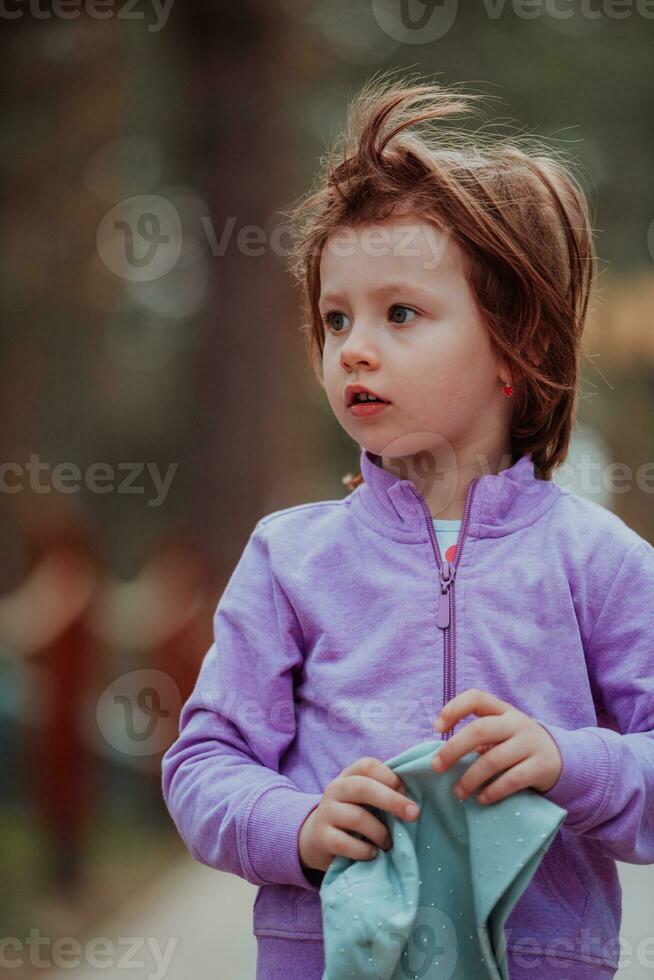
[500,335,551,380]
[497,356,512,387]
[526,333,551,369]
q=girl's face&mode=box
[319,214,512,464]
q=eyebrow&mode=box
[319,283,435,305]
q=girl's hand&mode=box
[431,688,562,804]
[298,756,420,874]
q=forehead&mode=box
[319,215,463,294]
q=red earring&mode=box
[502,382,514,398]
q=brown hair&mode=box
[285,70,597,482]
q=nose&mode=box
[340,322,380,372]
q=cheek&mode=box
[428,326,497,393]
[322,355,345,411]
[321,344,334,383]
[407,342,496,412]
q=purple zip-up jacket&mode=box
[161,448,654,979]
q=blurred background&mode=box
[2,2,653,977]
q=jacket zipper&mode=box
[410,477,479,742]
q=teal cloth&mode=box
[320,738,567,979]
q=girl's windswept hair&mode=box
[284,71,597,482]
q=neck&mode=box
[379,440,515,521]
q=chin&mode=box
[370,431,449,462]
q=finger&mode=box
[341,756,407,796]
[434,688,510,733]
[475,756,537,805]
[450,735,528,800]
[325,825,381,862]
[337,774,420,822]
[329,800,393,850]
[431,714,513,774]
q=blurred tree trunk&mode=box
[173,3,302,573]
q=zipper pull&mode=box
[437,561,455,629]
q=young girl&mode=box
[161,75,654,979]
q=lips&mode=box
[348,399,390,419]
[344,384,390,407]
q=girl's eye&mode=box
[322,305,418,333]
[323,311,351,333]
[389,304,418,325]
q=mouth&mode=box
[345,385,391,408]
[348,399,391,419]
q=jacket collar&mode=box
[349,447,562,541]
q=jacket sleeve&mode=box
[535,536,654,863]
[161,518,324,891]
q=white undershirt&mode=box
[433,518,462,564]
